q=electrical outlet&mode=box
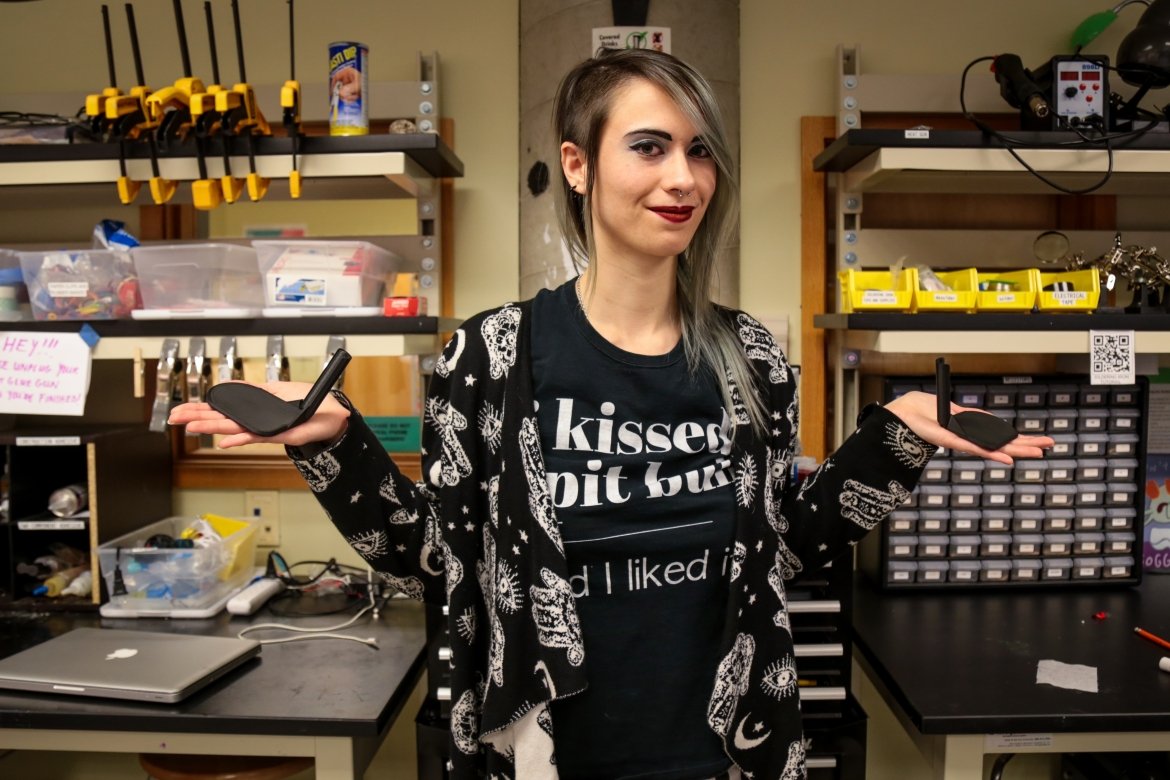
[245,490,281,547]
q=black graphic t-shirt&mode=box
[532,279,735,780]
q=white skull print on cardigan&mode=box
[289,301,933,779]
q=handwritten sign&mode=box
[0,331,92,416]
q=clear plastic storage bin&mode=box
[253,239,398,312]
[19,249,140,319]
[131,243,264,316]
[98,515,257,615]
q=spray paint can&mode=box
[329,41,369,136]
[48,483,88,517]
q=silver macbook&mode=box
[0,628,260,703]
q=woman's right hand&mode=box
[167,381,351,449]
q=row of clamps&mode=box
[85,0,302,210]
[147,334,344,432]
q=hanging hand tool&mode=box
[280,0,303,198]
[265,336,290,383]
[150,339,184,433]
[103,4,173,204]
[217,337,244,383]
[200,0,245,204]
[215,0,272,202]
[186,0,226,209]
[84,5,121,141]
[145,0,217,206]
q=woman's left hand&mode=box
[883,391,1054,465]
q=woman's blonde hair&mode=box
[552,48,767,435]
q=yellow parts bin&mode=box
[975,269,1040,311]
[913,267,978,313]
[1037,269,1100,311]
[839,267,918,313]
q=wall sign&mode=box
[0,331,92,416]
[592,26,671,54]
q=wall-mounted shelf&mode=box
[815,312,1170,354]
[813,129,1170,196]
[10,316,460,360]
[0,134,464,208]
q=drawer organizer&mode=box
[860,375,1147,590]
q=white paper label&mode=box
[18,518,86,530]
[932,293,958,303]
[16,435,81,446]
[904,128,930,139]
[1089,330,1137,386]
[861,290,898,305]
[1111,566,1127,576]
[46,281,89,298]
[1054,291,1087,304]
[894,545,910,556]
[996,293,1015,303]
[0,332,92,416]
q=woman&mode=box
[170,48,1052,780]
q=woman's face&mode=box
[570,77,717,267]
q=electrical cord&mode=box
[238,601,380,648]
[1071,46,1168,122]
[954,54,1165,195]
[964,55,1118,194]
[989,753,1014,780]
[238,575,386,648]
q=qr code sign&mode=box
[1089,330,1135,384]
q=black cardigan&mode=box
[291,300,933,779]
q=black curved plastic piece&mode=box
[207,348,351,436]
[936,357,1019,451]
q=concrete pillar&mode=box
[519,0,740,304]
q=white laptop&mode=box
[0,628,260,703]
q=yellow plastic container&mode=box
[913,267,979,312]
[975,269,1040,312]
[839,267,918,313]
[197,514,255,582]
[1036,269,1100,311]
